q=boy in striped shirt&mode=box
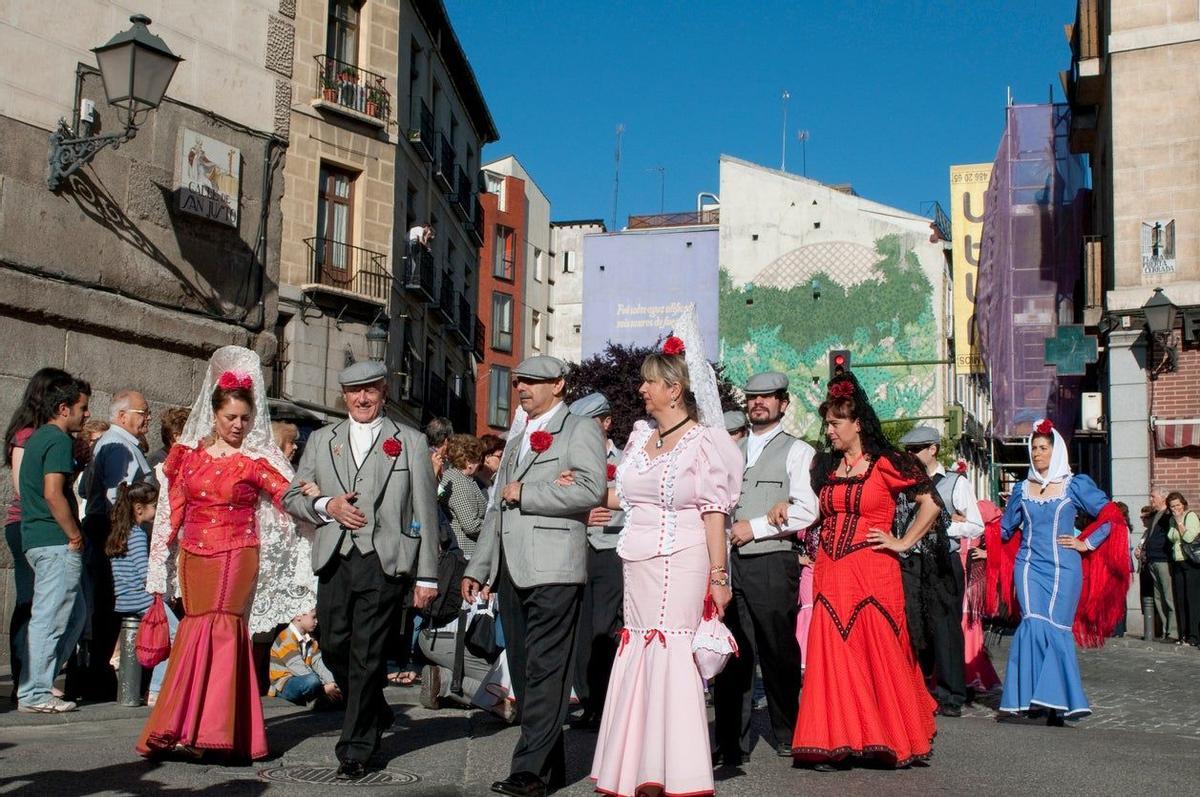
[268,610,341,705]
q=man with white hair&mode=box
[77,388,153,698]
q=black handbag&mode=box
[424,547,467,627]
[1180,512,1200,565]
[465,607,502,663]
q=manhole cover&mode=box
[258,766,420,787]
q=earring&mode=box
[670,399,677,408]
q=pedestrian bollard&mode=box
[117,616,144,706]
[1141,596,1157,642]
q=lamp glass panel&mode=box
[95,44,135,106]
[130,43,179,110]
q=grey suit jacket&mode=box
[465,404,606,589]
[283,416,440,581]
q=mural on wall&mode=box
[719,233,938,441]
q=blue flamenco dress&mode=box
[998,474,1111,718]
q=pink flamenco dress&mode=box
[960,501,1000,692]
[795,524,819,670]
[591,421,743,797]
[136,444,290,760]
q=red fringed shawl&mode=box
[984,500,1130,649]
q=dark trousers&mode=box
[573,545,623,715]
[1170,560,1200,641]
[317,548,408,764]
[70,515,118,700]
[900,552,967,708]
[497,555,582,787]
[714,549,802,756]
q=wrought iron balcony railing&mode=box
[304,237,389,302]
[626,209,719,229]
[451,167,473,220]
[427,372,448,417]
[453,294,472,345]
[407,99,434,162]
[434,273,455,322]
[473,316,485,361]
[435,133,455,191]
[403,247,436,302]
[315,55,390,123]
[468,195,484,247]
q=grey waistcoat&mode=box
[339,443,381,556]
[587,447,625,551]
[733,431,796,556]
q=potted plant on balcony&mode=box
[321,72,338,102]
[366,83,390,120]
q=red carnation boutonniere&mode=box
[529,430,554,454]
[1035,419,1054,436]
[662,336,686,356]
[954,459,968,475]
[607,463,617,481]
[382,437,403,458]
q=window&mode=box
[327,0,362,66]
[488,365,511,429]
[493,226,515,279]
[531,310,542,352]
[533,247,544,282]
[562,250,577,274]
[316,163,356,272]
[485,172,505,211]
[491,292,513,352]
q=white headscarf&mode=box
[146,345,316,633]
[1026,418,1072,487]
[672,305,724,429]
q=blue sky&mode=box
[444,1,1075,225]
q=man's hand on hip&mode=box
[327,492,366,529]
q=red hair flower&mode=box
[607,463,617,481]
[955,459,968,474]
[217,370,253,390]
[382,437,403,458]
[1035,419,1054,436]
[662,336,686,356]
[530,430,554,454]
[828,381,854,400]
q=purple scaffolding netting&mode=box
[976,104,1088,440]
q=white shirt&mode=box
[744,423,819,540]
[519,401,565,460]
[348,416,384,468]
[934,465,984,540]
[408,225,426,243]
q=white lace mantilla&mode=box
[146,345,316,633]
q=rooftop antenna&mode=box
[796,129,810,177]
[646,166,666,213]
[612,123,624,231]
[780,90,790,171]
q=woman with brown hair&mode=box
[440,434,487,559]
[789,372,941,771]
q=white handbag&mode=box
[692,593,738,679]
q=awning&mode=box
[1153,418,1200,450]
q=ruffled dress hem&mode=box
[592,777,714,797]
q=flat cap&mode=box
[898,425,940,447]
[514,355,569,381]
[744,371,789,395]
[569,392,611,418]
[723,410,747,433]
[339,360,388,387]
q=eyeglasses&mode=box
[128,408,152,418]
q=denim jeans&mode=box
[18,545,86,705]
[278,672,324,705]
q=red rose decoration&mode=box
[529,430,553,454]
[662,336,686,356]
[828,381,854,400]
[217,370,253,390]
[1035,419,1054,435]
[382,437,403,457]
[955,459,968,474]
[607,463,617,481]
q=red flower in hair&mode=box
[955,459,968,474]
[662,336,686,356]
[607,463,617,481]
[1035,419,1054,435]
[382,437,403,458]
[530,430,554,454]
[217,370,253,390]
[828,381,854,400]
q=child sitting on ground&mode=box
[268,609,341,706]
[107,481,178,706]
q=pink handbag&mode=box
[135,594,171,667]
[692,593,738,679]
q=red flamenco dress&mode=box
[136,444,290,760]
[792,457,937,766]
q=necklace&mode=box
[655,417,690,449]
[841,450,865,475]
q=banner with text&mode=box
[950,163,992,373]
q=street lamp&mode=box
[1143,287,1178,375]
[366,318,390,362]
[47,14,183,191]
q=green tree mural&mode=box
[719,234,939,439]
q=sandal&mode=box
[388,671,421,686]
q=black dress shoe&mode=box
[938,703,963,718]
[336,760,367,780]
[711,750,744,768]
[776,743,794,757]
[569,710,600,730]
[491,771,546,797]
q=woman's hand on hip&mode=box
[1057,535,1089,552]
[866,528,906,553]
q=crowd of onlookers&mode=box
[1136,485,1200,645]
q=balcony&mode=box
[473,316,485,361]
[448,393,473,435]
[467,195,484,248]
[302,238,390,309]
[314,56,390,127]
[427,372,448,419]
[451,167,472,221]
[403,247,437,302]
[434,133,455,191]
[433,273,455,322]
[627,209,719,229]
[1067,0,1103,105]
[407,99,435,162]
[453,294,472,345]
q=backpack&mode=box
[423,546,466,627]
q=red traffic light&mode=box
[828,349,851,380]
[833,354,846,366]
